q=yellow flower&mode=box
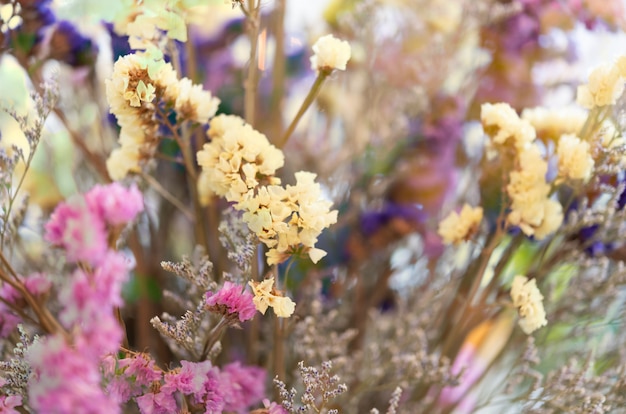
[521,106,587,141]
[510,275,547,334]
[248,277,295,318]
[481,102,536,151]
[577,61,624,109]
[557,134,594,181]
[437,204,483,245]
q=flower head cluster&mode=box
[481,103,536,151]
[196,115,284,204]
[577,57,626,109]
[205,281,256,323]
[0,273,52,338]
[239,172,338,265]
[506,146,563,240]
[310,34,351,73]
[521,106,587,141]
[248,277,296,318]
[510,275,548,334]
[481,103,563,240]
[107,355,266,414]
[557,134,594,182]
[27,335,120,414]
[106,51,219,180]
[437,204,483,245]
[197,118,337,266]
[45,183,143,265]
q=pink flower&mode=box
[27,335,120,414]
[23,273,52,297]
[205,282,256,322]
[45,198,108,265]
[220,362,266,413]
[136,391,177,414]
[164,360,225,412]
[0,308,20,338]
[85,183,144,226]
[0,394,22,414]
[262,399,288,414]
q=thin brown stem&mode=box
[141,172,195,221]
[244,0,261,126]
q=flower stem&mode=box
[276,71,329,148]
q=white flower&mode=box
[310,34,351,73]
[510,275,548,334]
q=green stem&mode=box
[276,71,329,148]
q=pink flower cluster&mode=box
[0,378,22,414]
[45,183,143,266]
[106,354,267,414]
[205,281,256,322]
[25,183,145,412]
[0,273,51,338]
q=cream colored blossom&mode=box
[437,204,483,245]
[196,121,284,203]
[310,34,351,72]
[174,77,220,124]
[481,103,536,150]
[106,147,141,181]
[510,275,548,334]
[506,146,563,239]
[557,134,594,181]
[239,172,338,265]
[521,106,587,140]
[577,62,624,109]
[424,1,462,34]
[248,277,295,318]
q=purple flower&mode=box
[136,391,177,414]
[205,282,256,322]
[85,183,144,226]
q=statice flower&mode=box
[577,57,626,109]
[521,106,588,141]
[556,134,594,182]
[240,172,338,265]
[221,361,266,413]
[26,335,120,414]
[174,77,220,124]
[205,281,256,322]
[0,393,22,413]
[248,277,295,318]
[161,360,225,413]
[506,146,563,240]
[481,102,536,151]
[310,34,351,73]
[196,115,284,204]
[44,197,108,265]
[437,204,483,246]
[85,183,144,226]
[510,275,548,334]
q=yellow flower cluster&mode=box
[557,134,594,182]
[197,118,338,265]
[521,106,587,141]
[481,103,536,151]
[239,172,338,265]
[510,275,547,335]
[196,115,284,203]
[310,34,352,73]
[577,56,626,109]
[106,52,219,181]
[481,103,563,240]
[248,277,296,318]
[506,146,563,240]
[437,204,483,246]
